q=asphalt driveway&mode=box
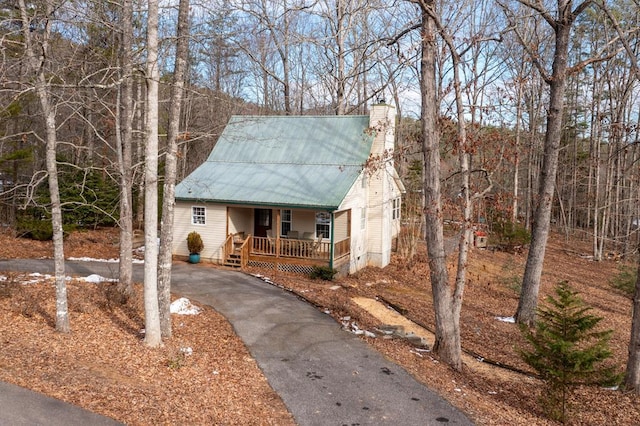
[0,259,473,425]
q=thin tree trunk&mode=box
[143,0,162,347]
[512,74,524,223]
[419,6,461,370]
[117,0,135,298]
[135,79,145,229]
[158,0,190,339]
[18,0,69,333]
[336,0,346,115]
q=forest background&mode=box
[1,0,640,413]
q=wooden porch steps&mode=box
[224,252,242,268]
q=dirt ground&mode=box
[0,226,639,425]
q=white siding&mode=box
[367,169,386,266]
[364,104,399,268]
[339,172,369,273]
[173,202,227,263]
[228,207,252,235]
[292,210,316,235]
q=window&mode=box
[360,208,366,230]
[315,212,331,239]
[392,198,401,220]
[281,209,292,237]
[192,206,206,225]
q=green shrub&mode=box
[519,281,621,423]
[17,162,119,230]
[16,218,53,241]
[187,231,204,254]
[309,265,337,281]
[15,217,75,241]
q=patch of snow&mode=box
[69,257,119,263]
[180,347,193,356]
[170,297,201,315]
[68,256,144,264]
[82,274,117,283]
[0,275,6,281]
[495,316,515,323]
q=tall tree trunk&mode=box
[117,0,135,298]
[516,3,585,326]
[512,71,524,223]
[135,80,145,229]
[625,241,640,393]
[158,0,190,339]
[419,5,461,370]
[18,0,69,333]
[144,0,162,347]
[597,0,640,394]
[335,0,346,115]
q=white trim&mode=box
[281,208,292,237]
[191,205,206,225]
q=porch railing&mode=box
[251,236,339,260]
[225,234,350,268]
[334,238,350,260]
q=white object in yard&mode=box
[170,297,201,315]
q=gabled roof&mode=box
[175,115,374,210]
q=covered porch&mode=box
[222,206,351,274]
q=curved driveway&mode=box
[0,259,473,425]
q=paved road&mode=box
[0,381,123,426]
[0,259,473,425]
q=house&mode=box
[172,103,404,276]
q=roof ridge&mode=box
[230,114,368,119]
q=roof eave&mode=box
[174,197,338,211]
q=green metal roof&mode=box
[175,115,374,210]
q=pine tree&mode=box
[520,281,620,423]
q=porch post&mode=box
[275,208,281,237]
[329,212,335,270]
[274,208,281,258]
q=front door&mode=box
[254,208,272,238]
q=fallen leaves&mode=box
[0,275,294,425]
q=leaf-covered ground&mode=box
[0,227,638,425]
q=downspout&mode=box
[329,212,335,270]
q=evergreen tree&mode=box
[520,281,620,423]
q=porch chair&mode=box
[266,229,276,253]
[311,235,323,257]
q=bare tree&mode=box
[594,0,640,395]
[116,0,136,298]
[18,0,69,333]
[158,0,190,339]
[143,0,162,347]
[415,0,462,370]
[503,0,595,326]
[233,0,304,114]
